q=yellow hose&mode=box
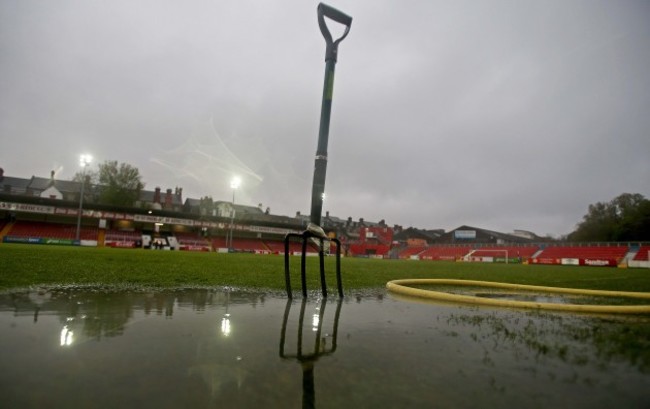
[386,279,650,314]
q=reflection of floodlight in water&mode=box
[312,305,321,331]
[221,290,231,336]
[60,326,74,346]
[75,154,92,242]
[228,176,241,251]
[221,313,231,336]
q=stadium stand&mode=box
[231,238,268,252]
[7,221,98,240]
[419,246,473,261]
[470,246,540,260]
[211,237,228,249]
[265,239,321,254]
[633,246,650,261]
[105,230,141,241]
[1,167,647,269]
[104,230,142,248]
[396,246,428,259]
[266,240,291,253]
[264,240,284,253]
[534,245,629,260]
[174,232,211,250]
[349,243,390,257]
[530,245,630,267]
[211,237,269,252]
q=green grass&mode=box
[4,244,648,373]
[1,243,650,293]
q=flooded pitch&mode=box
[1,288,649,408]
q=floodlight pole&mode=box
[309,3,352,227]
[228,176,240,252]
[75,154,92,243]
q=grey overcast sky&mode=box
[1,0,649,237]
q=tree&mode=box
[616,196,650,241]
[96,160,145,207]
[568,193,650,242]
[71,169,99,203]
[72,169,98,185]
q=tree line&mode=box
[568,193,650,242]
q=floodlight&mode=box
[230,176,242,190]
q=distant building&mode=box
[393,227,443,245]
[0,168,544,247]
[0,169,82,201]
[137,187,183,212]
[435,225,534,245]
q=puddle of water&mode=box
[416,284,649,306]
[0,288,649,408]
[474,292,577,304]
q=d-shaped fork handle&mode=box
[317,3,352,62]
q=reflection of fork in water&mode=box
[279,298,343,409]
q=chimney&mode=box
[51,170,55,180]
[0,167,5,182]
[165,188,173,208]
[326,211,330,218]
[154,187,161,204]
[175,187,183,202]
[296,211,301,217]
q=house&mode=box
[0,168,31,195]
[0,169,82,201]
[137,187,183,211]
[28,172,82,201]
